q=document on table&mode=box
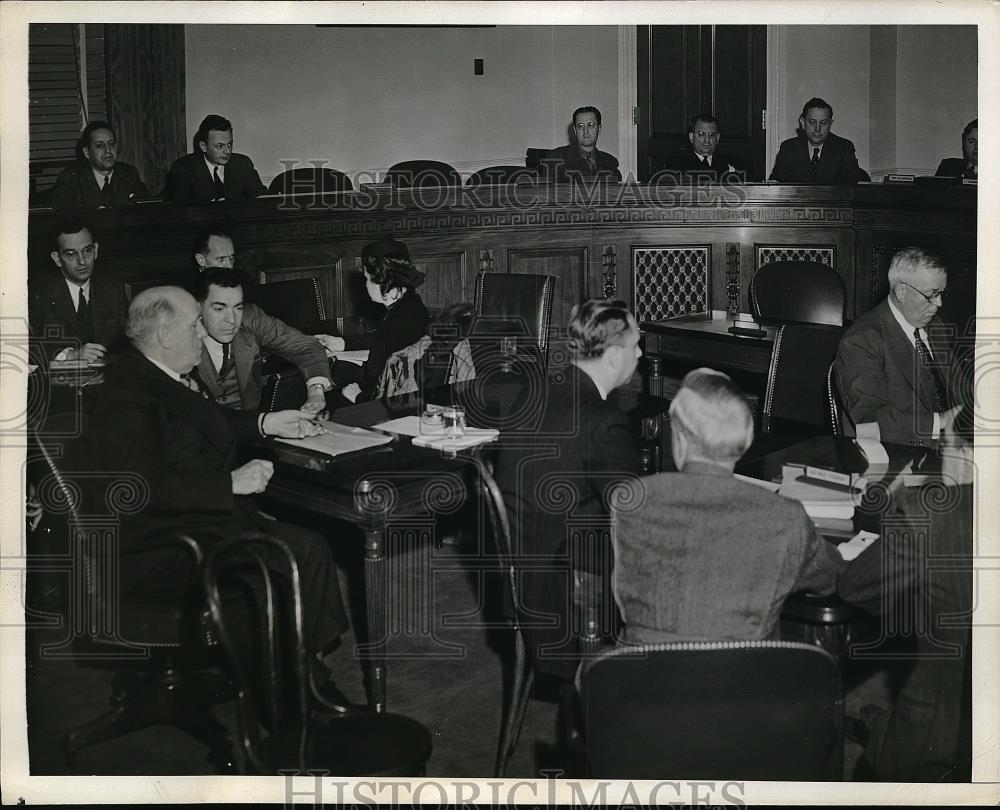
[275,420,392,457]
[777,469,858,520]
[328,349,369,365]
[733,474,781,493]
[373,415,499,450]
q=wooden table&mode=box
[255,375,670,711]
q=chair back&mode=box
[472,272,555,359]
[267,168,353,195]
[762,323,844,435]
[577,641,841,780]
[466,166,535,186]
[202,533,311,772]
[826,361,856,437]
[384,160,462,188]
[750,261,846,326]
[256,277,325,327]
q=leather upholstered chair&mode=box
[32,414,235,771]
[750,261,847,326]
[572,641,843,780]
[267,168,353,195]
[827,360,855,437]
[466,166,535,186]
[255,277,325,328]
[202,534,433,776]
[384,160,462,188]
[471,272,555,369]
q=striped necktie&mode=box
[810,148,820,181]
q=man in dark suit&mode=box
[613,368,846,644]
[28,217,127,362]
[835,247,963,447]
[769,97,870,183]
[935,118,978,179]
[163,114,267,204]
[494,299,642,679]
[192,267,331,413]
[838,434,973,781]
[50,121,150,209]
[672,113,744,182]
[541,106,622,183]
[85,285,357,709]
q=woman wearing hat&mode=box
[321,237,430,403]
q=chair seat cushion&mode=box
[259,712,433,776]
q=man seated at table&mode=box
[935,118,977,179]
[85,285,358,710]
[540,106,622,183]
[769,97,870,183]
[835,247,963,447]
[191,267,331,414]
[494,298,642,680]
[28,217,128,363]
[163,114,267,204]
[673,113,744,181]
[50,121,150,209]
[613,368,846,644]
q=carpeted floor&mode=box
[23,525,893,779]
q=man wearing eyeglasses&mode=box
[834,247,963,446]
[28,217,127,362]
[541,106,622,183]
[674,113,743,181]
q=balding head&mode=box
[126,286,206,373]
[669,368,754,470]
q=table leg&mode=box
[361,525,387,713]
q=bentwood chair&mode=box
[202,534,433,775]
[750,261,847,327]
[267,167,353,195]
[572,641,843,780]
[385,160,462,188]
[32,414,235,771]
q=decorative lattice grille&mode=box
[632,247,710,321]
[756,246,834,268]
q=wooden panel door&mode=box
[638,25,767,181]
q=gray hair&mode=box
[125,288,181,347]
[669,368,754,461]
[887,247,947,291]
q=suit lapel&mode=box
[195,156,215,200]
[47,275,79,337]
[197,347,222,398]
[879,302,937,412]
[232,327,254,398]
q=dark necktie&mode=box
[218,341,233,381]
[213,166,225,199]
[101,175,112,204]
[810,148,820,181]
[582,151,596,175]
[914,329,948,412]
[76,288,93,344]
[182,368,207,397]
[701,155,709,167]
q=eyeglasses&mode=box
[574,122,599,131]
[898,280,947,305]
[60,245,96,261]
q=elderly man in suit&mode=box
[28,217,127,363]
[163,114,267,204]
[769,97,870,183]
[613,368,846,644]
[50,121,150,209]
[495,298,642,679]
[674,113,744,181]
[935,118,978,179]
[192,267,331,414]
[85,285,358,710]
[541,106,622,184]
[835,247,964,447]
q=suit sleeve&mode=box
[126,164,151,200]
[789,510,846,595]
[834,325,934,443]
[163,158,197,204]
[768,143,791,181]
[89,397,236,517]
[239,156,267,198]
[49,168,83,209]
[541,149,567,183]
[836,143,870,183]
[243,305,330,382]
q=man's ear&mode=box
[82,146,92,163]
[50,250,61,269]
[197,139,207,155]
[92,242,99,263]
[688,132,695,147]
[156,321,175,349]
[195,253,207,269]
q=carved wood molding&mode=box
[725,243,741,315]
[602,245,617,299]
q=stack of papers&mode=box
[777,475,856,521]
[373,415,499,451]
[276,420,392,457]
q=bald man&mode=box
[613,368,846,644]
[85,286,358,710]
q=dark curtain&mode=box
[105,24,186,194]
